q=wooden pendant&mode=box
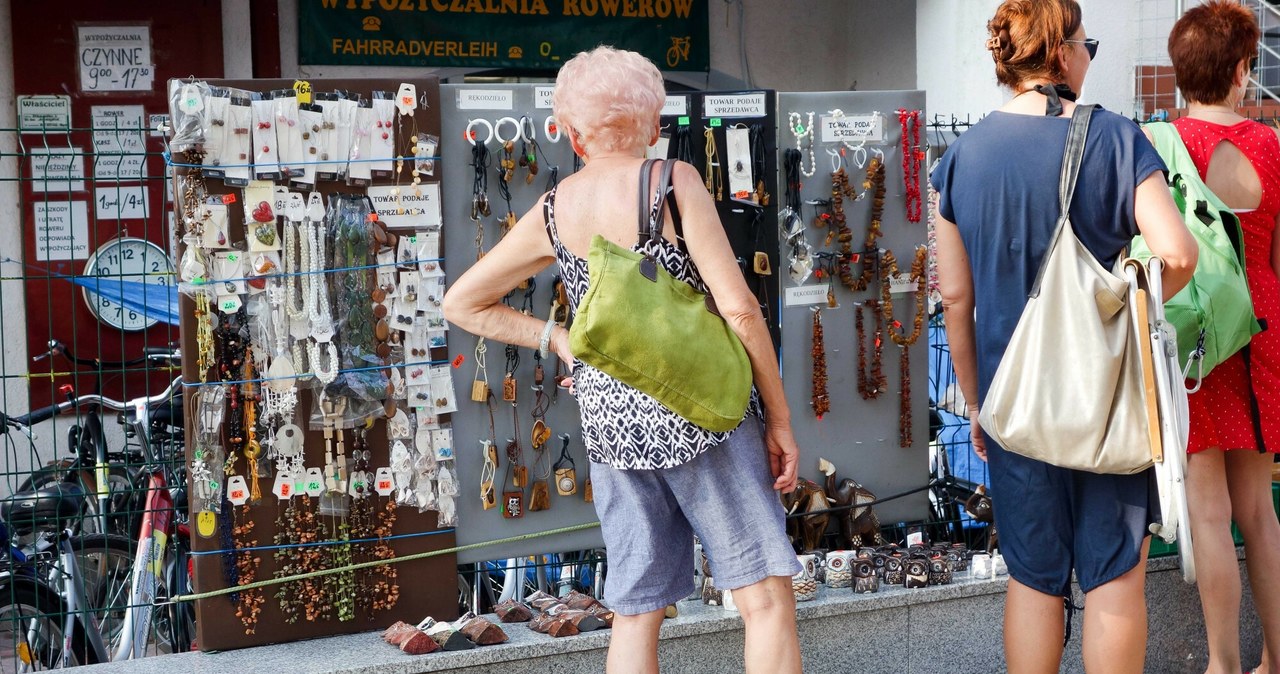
[502,373,517,402]
[528,481,550,511]
[471,380,489,402]
[512,465,528,488]
[502,490,523,519]
[555,467,577,496]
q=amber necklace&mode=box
[878,245,928,447]
[840,157,885,292]
[856,300,887,400]
[811,308,830,419]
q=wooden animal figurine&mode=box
[781,477,831,552]
[819,457,887,549]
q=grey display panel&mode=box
[775,91,930,527]
[441,84,605,563]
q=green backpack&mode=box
[1130,122,1261,385]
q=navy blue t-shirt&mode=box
[930,107,1166,404]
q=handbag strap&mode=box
[637,159,689,255]
[1029,103,1096,299]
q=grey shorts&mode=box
[590,419,802,615]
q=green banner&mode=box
[299,0,709,72]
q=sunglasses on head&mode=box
[1065,38,1099,61]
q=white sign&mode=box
[534,86,554,110]
[662,95,688,117]
[820,114,884,144]
[76,25,155,92]
[367,183,443,230]
[92,105,148,180]
[456,89,513,111]
[95,186,149,220]
[30,147,86,193]
[17,96,71,132]
[702,93,766,119]
[784,284,832,307]
[32,201,90,261]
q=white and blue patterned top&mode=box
[544,185,760,470]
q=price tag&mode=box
[218,296,243,313]
[396,83,418,116]
[374,467,395,496]
[221,193,237,205]
[451,354,465,368]
[709,118,722,127]
[226,475,249,506]
[272,473,293,500]
[677,116,690,127]
[303,467,325,497]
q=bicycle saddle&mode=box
[0,482,85,535]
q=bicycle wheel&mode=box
[0,574,95,669]
[67,533,185,657]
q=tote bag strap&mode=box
[638,159,689,255]
[1029,103,1096,299]
[636,158,660,245]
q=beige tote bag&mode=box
[978,105,1153,475]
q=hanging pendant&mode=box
[528,481,550,512]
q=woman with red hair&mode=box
[1167,3,1280,673]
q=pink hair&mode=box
[552,46,665,155]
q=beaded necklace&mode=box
[856,300,887,400]
[878,246,928,447]
[839,157,885,292]
[703,127,723,201]
[898,108,923,223]
[788,111,816,178]
[810,309,829,419]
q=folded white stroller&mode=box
[1125,256,1195,583]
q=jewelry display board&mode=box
[173,77,459,652]
[775,91,930,526]
[439,84,604,563]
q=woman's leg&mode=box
[729,575,801,674]
[608,609,665,674]
[1225,450,1280,674]
[1189,449,1244,674]
[1004,578,1066,674]
[1081,540,1150,674]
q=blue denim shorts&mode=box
[590,419,801,615]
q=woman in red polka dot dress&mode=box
[1168,4,1280,673]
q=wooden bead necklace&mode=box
[878,245,928,447]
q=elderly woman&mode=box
[931,0,1196,671]
[443,46,803,674]
[1165,4,1280,673]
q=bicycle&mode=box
[2,376,193,666]
[17,340,182,539]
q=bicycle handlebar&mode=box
[0,376,183,433]
[33,339,181,369]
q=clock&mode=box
[81,237,175,332]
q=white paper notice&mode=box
[534,86,554,110]
[456,89,513,111]
[783,284,831,307]
[820,114,884,144]
[702,93,766,119]
[367,183,442,229]
[32,202,89,261]
[29,147,86,193]
[91,105,148,180]
[94,186,149,220]
[76,25,155,93]
[17,96,71,132]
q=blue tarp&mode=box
[70,277,181,327]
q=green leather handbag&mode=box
[1131,122,1261,385]
[569,159,752,432]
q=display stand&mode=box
[174,77,458,652]
[775,91,930,527]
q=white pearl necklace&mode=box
[283,220,308,322]
[309,339,339,385]
[789,111,817,178]
[307,219,334,338]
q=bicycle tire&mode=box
[0,573,96,668]
[66,533,187,657]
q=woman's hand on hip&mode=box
[764,421,800,493]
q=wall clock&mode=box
[81,237,175,332]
